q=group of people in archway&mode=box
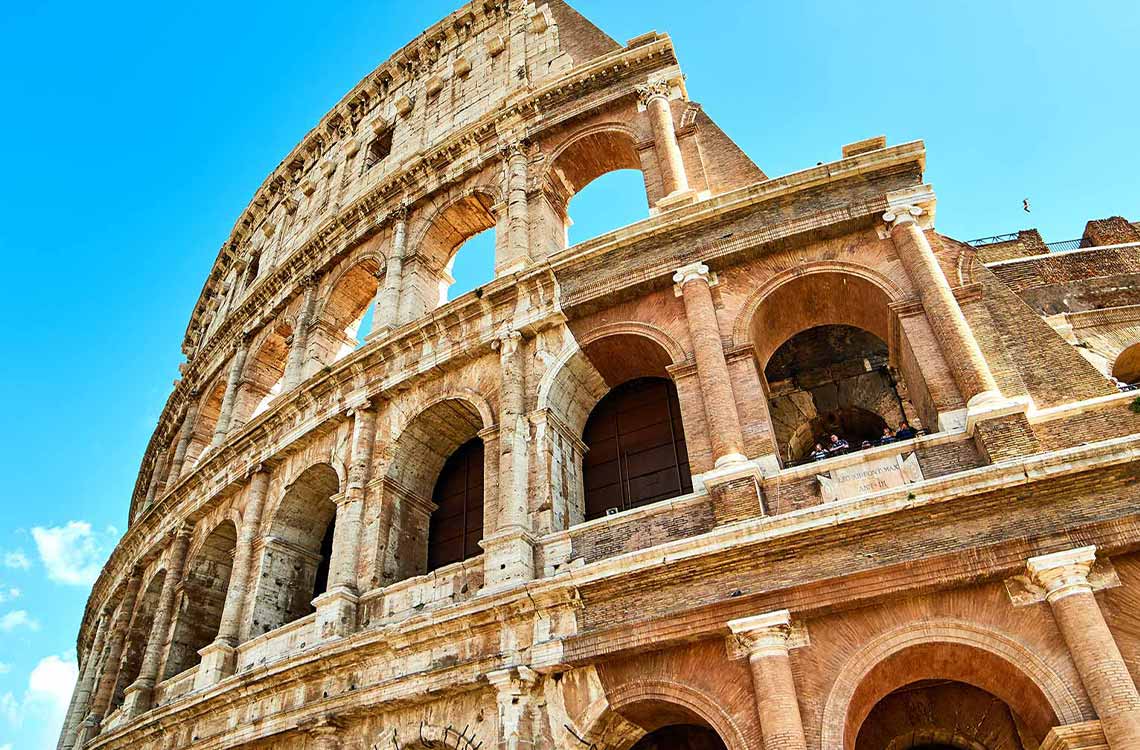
[806,420,919,463]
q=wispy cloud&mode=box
[32,521,113,586]
[2,551,30,571]
[0,610,38,632]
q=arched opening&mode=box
[629,725,728,750]
[233,323,292,429]
[427,437,485,570]
[113,571,166,708]
[313,257,381,366]
[855,680,1034,750]
[381,397,489,583]
[583,377,691,521]
[745,273,932,465]
[765,325,914,463]
[446,227,496,302]
[183,378,226,470]
[249,463,339,635]
[162,521,236,679]
[840,641,1062,750]
[541,127,648,252]
[541,331,693,528]
[410,192,498,318]
[1112,342,1140,385]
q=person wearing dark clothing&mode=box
[894,421,917,440]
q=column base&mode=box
[480,529,536,594]
[1041,719,1109,749]
[121,678,155,719]
[194,640,236,690]
[313,586,359,641]
[654,188,698,212]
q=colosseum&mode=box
[57,2,1140,750]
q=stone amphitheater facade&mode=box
[57,2,1140,750]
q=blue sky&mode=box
[0,1,1137,746]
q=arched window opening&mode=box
[318,258,381,364]
[583,377,692,521]
[630,724,728,750]
[416,193,498,315]
[249,464,339,635]
[113,572,166,708]
[856,679,1029,750]
[184,379,227,471]
[427,437,485,571]
[383,398,488,584]
[444,227,496,303]
[541,128,647,253]
[565,169,647,246]
[163,521,236,679]
[1112,342,1140,386]
[236,324,292,428]
[763,325,920,464]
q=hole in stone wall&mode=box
[444,227,495,303]
[566,169,646,246]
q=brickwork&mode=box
[61,2,1140,749]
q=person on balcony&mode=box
[827,434,850,454]
[878,426,897,445]
[895,420,917,440]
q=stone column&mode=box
[122,525,191,717]
[165,397,199,484]
[196,466,269,688]
[488,666,538,750]
[674,262,747,467]
[483,331,535,591]
[315,401,376,641]
[728,610,808,750]
[1027,546,1140,749]
[79,567,143,741]
[637,81,690,200]
[283,275,319,390]
[371,206,408,335]
[210,338,250,448]
[59,612,110,749]
[498,141,531,275]
[883,204,1003,414]
[141,448,168,512]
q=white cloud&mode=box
[2,551,30,570]
[0,610,38,632]
[32,521,113,586]
[0,654,77,742]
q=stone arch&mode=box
[597,680,748,750]
[183,375,227,470]
[733,265,938,459]
[249,462,341,635]
[820,618,1090,750]
[113,569,167,708]
[310,255,382,367]
[403,187,502,318]
[537,327,693,529]
[232,320,293,429]
[162,519,238,679]
[379,394,495,583]
[1112,342,1140,384]
[540,123,649,252]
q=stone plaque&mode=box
[817,451,923,503]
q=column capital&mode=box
[1027,546,1097,602]
[636,80,672,107]
[728,610,806,658]
[672,261,713,288]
